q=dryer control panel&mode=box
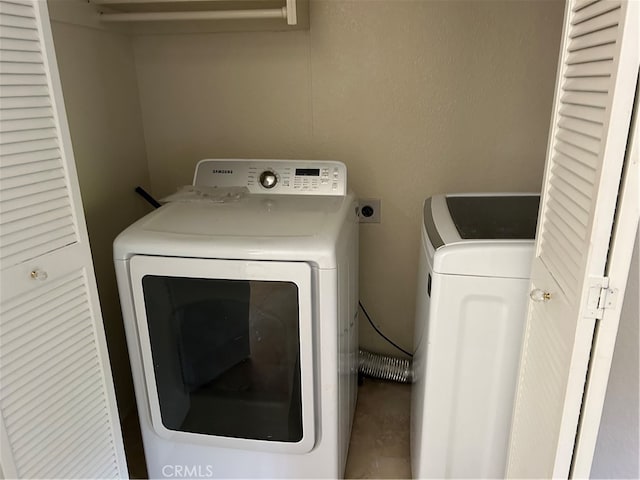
[193,159,347,196]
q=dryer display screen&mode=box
[295,168,320,176]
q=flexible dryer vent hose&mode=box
[358,349,413,384]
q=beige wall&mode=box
[49,8,152,415]
[133,0,564,356]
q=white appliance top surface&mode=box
[114,160,355,267]
[144,195,348,237]
[423,193,540,278]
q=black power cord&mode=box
[135,186,161,209]
[359,301,413,358]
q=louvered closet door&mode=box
[0,0,128,478]
[506,0,638,478]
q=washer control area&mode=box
[194,159,347,195]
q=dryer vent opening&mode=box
[358,349,413,384]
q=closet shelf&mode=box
[90,0,299,26]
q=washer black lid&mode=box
[445,195,540,240]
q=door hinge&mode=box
[586,277,618,319]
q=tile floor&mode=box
[122,378,412,479]
[345,378,412,478]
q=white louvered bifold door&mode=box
[506,0,639,478]
[0,0,128,478]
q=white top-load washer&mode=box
[114,159,359,479]
[411,193,539,479]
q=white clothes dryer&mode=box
[114,159,359,479]
[411,193,539,479]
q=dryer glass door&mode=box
[128,255,315,454]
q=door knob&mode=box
[530,288,551,302]
[30,268,48,281]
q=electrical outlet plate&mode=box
[358,198,381,223]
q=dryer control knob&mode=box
[259,170,278,189]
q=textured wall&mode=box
[133,0,564,356]
[49,14,152,415]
